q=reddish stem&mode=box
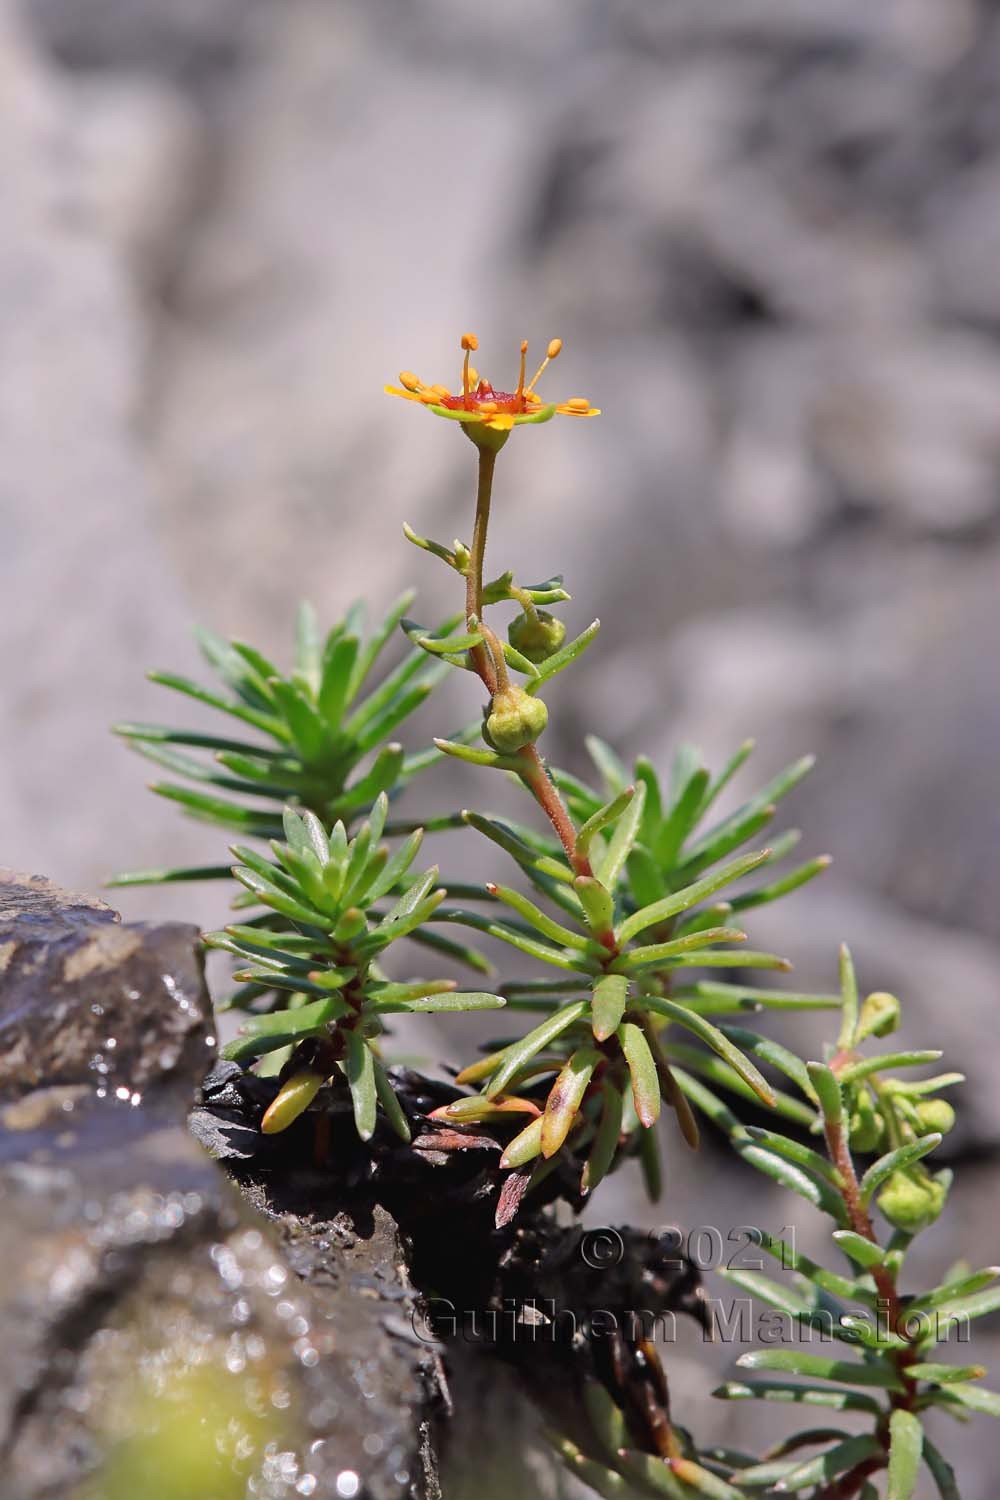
[824,1117,904,1326]
[463,448,588,874]
[813,1116,921,1498]
[517,743,592,877]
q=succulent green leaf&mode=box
[591,973,628,1042]
[106,863,234,888]
[293,602,322,691]
[222,995,347,1061]
[594,778,646,891]
[432,738,523,771]
[574,875,615,935]
[356,681,436,754]
[642,995,775,1106]
[372,1058,412,1142]
[887,1409,923,1500]
[860,1134,942,1206]
[544,1430,629,1499]
[717,1025,816,1101]
[742,1435,882,1492]
[637,1114,663,1201]
[736,1348,904,1390]
[618,1021,661,1128]
[674,980,839,1014]
[147,670,286,739]
[577,786,636,859]
[484,1000,590,1098]
[838,1051,944,1086]
[743,1127,842,1188]
[936,1382,1000,1416]
[582,1085,624,1195]
[541,1046,602,1157]
[524,618,600,691]
[407,926,492,975]
[907,1362,987,1385]
[922,1438,960,1500]
[807,1061,843,1123]
[368,990,504,1014]
[486,883,598,953]
[433,908,599,972]
[618,926,748,972]
[585,736,629,794]
[728,855,831,912]
[717,1266,813,1320]
[712,1380,881,1414]
[364,828,424,904]
[656,765,711,868]
[832,1231,887,1270]
[343,1030,377,1141]
[499,1115,545,1169]
[616,849,771,945]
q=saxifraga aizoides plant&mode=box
[115,330,996,1499]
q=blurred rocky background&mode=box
[3,0,999,1494]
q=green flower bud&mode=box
[507,609,567,664]
[913,1099,956,1136]
[484,686,548,753]
[856,991,900,1042]
[848,1089,884,1153]
[877,1166,947,1233]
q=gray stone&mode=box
[0,872,441,1499]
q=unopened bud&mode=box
[856,991,900,1042]
[848,1088,884,1153]
[508,609,567,664]
[484,686,548,753]
[877,1166,947,1233]
[914,1099,956,1136]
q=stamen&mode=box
[566,397,591,412]
[461,332,478,408]
[526,336,563,393]
[399,371,422,392]
[515,339,529,410]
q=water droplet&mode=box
[336,1473,360,1498]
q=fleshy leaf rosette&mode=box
[205,797,504,1142]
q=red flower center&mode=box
[440,380,529,415]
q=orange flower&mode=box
[385,333,600,451]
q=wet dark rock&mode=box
[0,874,443,1500]
[0,868,212,1103]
